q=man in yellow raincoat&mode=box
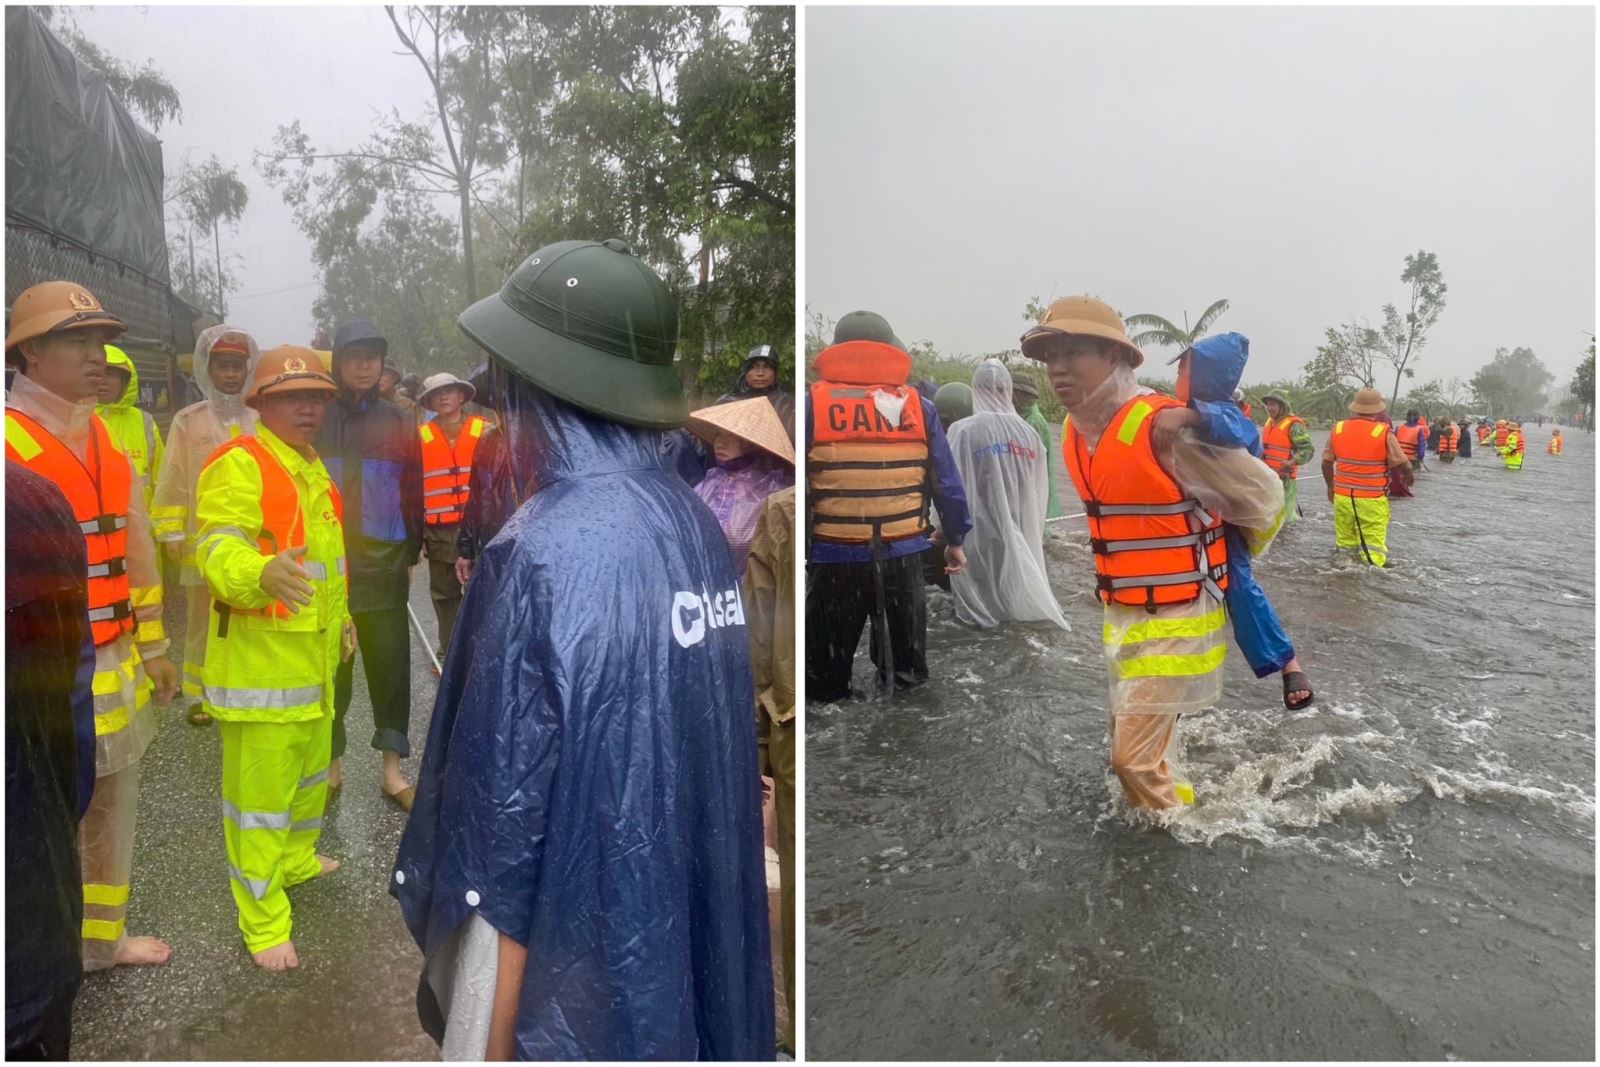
[94,344,164,509]
[195,345,353,971]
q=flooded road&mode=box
[806,423,1594,1060]
[70,569,790,1059]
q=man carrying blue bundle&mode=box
[1159,333,1316,710]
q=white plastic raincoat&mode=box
[943,360,1067,630]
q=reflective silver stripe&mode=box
[425,506,456,516]
[78,515,128,535]
[222,798,293,831]
[1103,570,1208,589]
[228,864,271,900]
[85,558,127,578]
[86,604,126,622]
[1099,533,1206,553]
[1092,500,1196,517]
[302,561,328,580]
[336,558,348,576]
[1338,459,1388,470]
[290,817,324,833]
[424,486,457,498]
[197,526,251,552]
[204,683,323,710]
[423,467,454,479]
[299,768,330,790]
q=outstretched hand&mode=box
[260,545,314,613]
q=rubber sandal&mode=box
[187,705,213,727]
[1283,670,1315,711]
[383,785,417,812]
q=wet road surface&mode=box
[72,569,789,1058]
[807,423,1594,1060]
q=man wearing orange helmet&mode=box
[5,281,178,969]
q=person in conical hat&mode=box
[687,395,795,577]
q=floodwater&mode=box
[806,423,1594,1060]
[69,569,790,1058]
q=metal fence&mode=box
[6,220,175,343]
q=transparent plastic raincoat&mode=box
[943,360,1067,630]
[1066,361,1283,809]
[150,325,260,701]
[392,374,775,1060]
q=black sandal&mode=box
[1283,671,1315,711]
[187,704,214,726]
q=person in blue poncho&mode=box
[392,238,775,1060]
[1162,334,1316,710]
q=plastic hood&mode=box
[971,358,1015,415]
[498,357,666,490]
[103,346,138,410]
[1185,332,1249,403]
[1065,360,1142,445]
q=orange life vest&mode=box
[5,409,136,646]
[1495,426,1509,449]
[1437,424,1459,456]
[807,340,931,545]
[420,415,484,526]
[1548,434,1563,455]
[1395,422,1423,460]
[1261,414,1307,477]
[201,436,345,626]
[1061,393,1229,611]
[1478,425,1492,444]
[1330,419,1392,498]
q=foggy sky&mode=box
[65,5,464,348]
[806,5,1596,388]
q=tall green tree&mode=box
[1377,250,1447,408]
[166,157,249,317]
[1571,337,1595,429]
[1470,346,1553,418]
[1124,299,1230,351]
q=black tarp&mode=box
[5,6,168,281]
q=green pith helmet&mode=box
[1011,370,1041,402]
[933,380,974,424]
[456,238,687,429]
[833,310,904,351]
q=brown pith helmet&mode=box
[1348,387,1387,416]
[1020,295,1144,367]
[246,345,339,407]
[5,281,126,358]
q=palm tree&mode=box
[1124,299,1230,351]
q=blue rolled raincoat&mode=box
[1184,333,1296,678]
[392,381,775,1060]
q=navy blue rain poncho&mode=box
[392,375,775,1060]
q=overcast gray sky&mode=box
[69,4,458,346]
[807,5,1596,388]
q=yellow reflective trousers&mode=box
[220,716,332,953]
[1333,494,1390,567]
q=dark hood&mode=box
[332,316,388,404]
[497,357,666,490]
[732,346,783,398]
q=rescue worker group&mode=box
[6,237,795,1059]
[802,297,1565,813]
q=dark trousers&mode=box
[333,607,412,759]
[6,988,74,1060]
[806,554,928,703]
[427,557,462,656]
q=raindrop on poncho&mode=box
[942,360,1068,630]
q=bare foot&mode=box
[252,941,299,971]
[380,752,411,796]
[327,758,342,791]
[315,854,341,877]
[114,935,172,967]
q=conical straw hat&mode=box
[686,396,795,465]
